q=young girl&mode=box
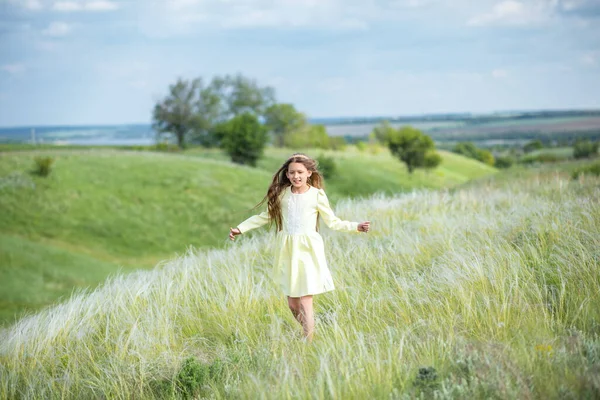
[229,153,370,340]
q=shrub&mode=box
[154,142,179,152]
[523,139,544,153]
[284,124,330,149]
[495,156,514,169]
[218,113,269,166]
[356,141,367,152]
[317,154,336,179]
[573,140,599,159]
[423,151,442,170]
[572,161,600,179]
[521,153,562,165]
[175,357,209,399]
[387,126,440,173]
[328,136,346,151]
[33,156,54,177]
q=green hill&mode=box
[1,167,598,399]
[0,147,495,325]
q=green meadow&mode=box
[0,156,598,399]
[0,146,495,326]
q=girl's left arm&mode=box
[316,189,359,233]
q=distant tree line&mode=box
[152,74,344,166]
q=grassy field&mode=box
[0,147,495,326]
[1,165,598,399]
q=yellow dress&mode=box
[237,186,359,297]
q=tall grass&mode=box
[1,172,599,399]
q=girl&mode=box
[229,153,370,340]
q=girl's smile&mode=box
[286,162,312,191]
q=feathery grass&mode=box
[1,170,598,398]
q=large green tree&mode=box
[218,113,269,166]
[264,103,307,147]
[152,78,209,149]
[384,126,442,173]
[153,74,276,149]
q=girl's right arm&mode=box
[236,210,270,234]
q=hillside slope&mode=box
[1,170,598,399]
[0,148,494,325]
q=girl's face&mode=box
[286,162,312,188]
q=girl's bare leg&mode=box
[287,296,301,322]
[299,295,314,341]
[287,295,315,341]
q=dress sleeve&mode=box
[316,189,359,233]
[237,210,270,234]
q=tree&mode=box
[523,139,544,154]
[495,155,514,169]
[153,74,277,149]
[476,149,495,166]
[264,103,307,147]
[453,142,479,159]
[284,124,331,149]
[218,113,269,166]
[387,126,441,173]
[454,142,495,166]
[152,78,205,149]
[152,78,225,149]
[372,120,395,144]
[207,74,275,120]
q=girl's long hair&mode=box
[256,153,324,231]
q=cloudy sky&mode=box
[0,0,599,126]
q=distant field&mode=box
[326,116,600,145]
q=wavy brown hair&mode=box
[255,153,324,231]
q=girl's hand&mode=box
[229,227,241,241]
[357,221,370,233]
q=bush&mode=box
[356,141,367,152]
[521,153,562,164]
[33,156,54,177]
[495,156,514,169]
[523,139,544,153]
[284,124,330,149]
[423,151,442,170]
[476,149,495,166]
[317,154,336,179]
[573,140,599,159]
[154,142,179,152]
[218,113,269,166]
[572,161,600,179]
[328,136,346,151]
[387,126,440,173]
[175,357,208,398]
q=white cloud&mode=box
[1,64,26,74]
[468,1,550,26]
[42,21,72,37]
[53,1,119,12]
[580,52,598,66]
[86,1,118,11]
[53,2,81,11]
[145,0,372,33]
[492,69,509,78]
[8,0,43,10]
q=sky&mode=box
[0,0,599,126]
